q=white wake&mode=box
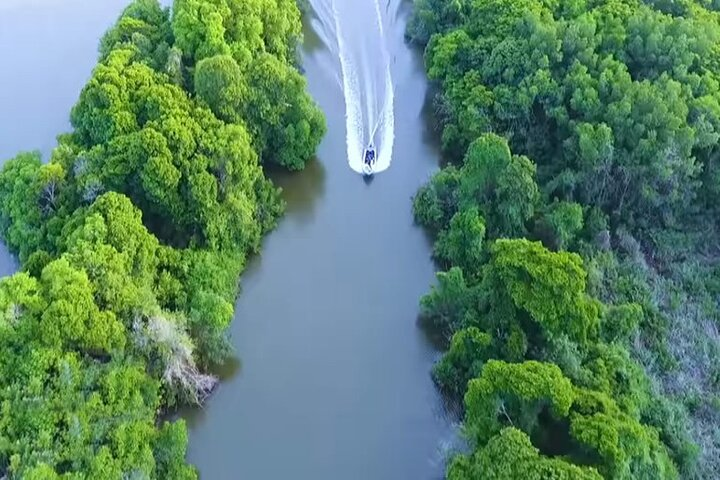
[308,0,400,175]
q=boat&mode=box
[362,143,376,176]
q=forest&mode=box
[0,0,324,477]
[409,0,720,478]
[2,0,720,477]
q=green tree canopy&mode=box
[448,427,602,480]
[417,0,720,228]
[478,239,601,358]
[411,0,709,476]
[173,0,325,170]
[434,207,486,275]
[457,360,677,479]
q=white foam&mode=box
[308,0,396,175]
[369,0,394,173]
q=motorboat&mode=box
[362,143,376,176]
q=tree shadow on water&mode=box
[267,157,327,224]
[175,355,242,428]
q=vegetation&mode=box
[0,0,324,477]
[409,0,720,477]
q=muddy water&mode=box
[184,2,454,479]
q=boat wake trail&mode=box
[308,0,401,174]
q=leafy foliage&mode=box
[417,0,720,229]
[448,427,602,480]
[412,112,692,480]
[434,207,485,275]
[458,360,677,479]
[409,0,719,476]
[173,0,326,170]
[433,327,490,398]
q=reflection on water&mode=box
[179,355,242,429]
[268,158,327,224]
[0,0,134,161]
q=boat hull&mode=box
[362,146,376,176]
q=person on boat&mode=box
[364,147,375,165]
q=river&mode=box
[0,1,454,478]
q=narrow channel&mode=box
[184,2,453,479]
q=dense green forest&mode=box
[409,0,720,478]
[0,0,324,477]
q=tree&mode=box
[455,360,677,479]
[0,152,67,261]
[434,207,486,275]
[459,134,539,238]
[420,0,718,228]
[464,360,575,445]
[99,0,173,69]
[0,0,322,476]
[174,0,323,170]
[407,0,470,44]
[413,165,461,233]
[60,193,160,318]
[68,46,280,250]
[172,0,233,63]
[39,258,126,355]
[601,302,642,344]
[480,239,601,356]
[412,0,711,475]
[420,266,476,335]
[241,53,326,170]
[433,327,491,398]
[570,389,678,479]
[448,427,602,480]
[194,54,246,122]
[534,200,584,251]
